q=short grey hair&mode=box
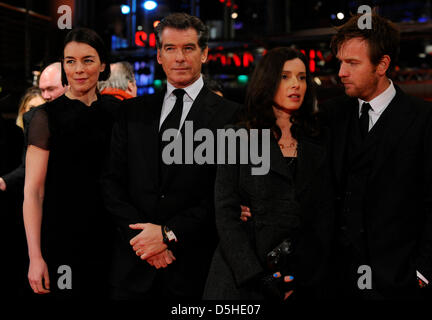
[98,61,135,91]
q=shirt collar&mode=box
[165,75,203,102]
[358,79,396,114]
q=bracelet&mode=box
[162,225,169,245]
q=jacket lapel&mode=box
[268,136,291,180]
[268,131,326,198]
[140,91,165,188]
[182,86,217,130]
[332,98,358,188]
[367,88,417,182]
[295,134,326,197]
[160,86,217,188]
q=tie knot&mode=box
[173,88,186,99]
[361,102,371,114]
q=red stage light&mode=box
[135,31,147,47]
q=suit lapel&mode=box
[182,86,217,130]
[295,135,326,197]
[367,88,416,182]
[160,86,217,189]
[268,132,326,198]
[141,91,165,188]
[332,98,358,188]
[269,136,291,179]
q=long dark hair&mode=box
[241,47,319,140]
[61,27,111,86]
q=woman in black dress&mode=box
[23,28,118,298]
[204,48,334,300]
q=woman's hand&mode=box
[240,205,252,222]
[28,257,50,294]
[260,271,294,301]
[273,272,294,300]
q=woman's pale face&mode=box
[273,58,307,115]
[25,95,45,112]
[63,41,105,95]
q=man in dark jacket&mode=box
[103,13,240,299]
[322,13,432,299]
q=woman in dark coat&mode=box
[204,48,334,300]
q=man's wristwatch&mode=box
[162,225,177,248]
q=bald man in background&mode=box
[38,62,67,102]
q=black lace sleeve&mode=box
[27,107,50,150]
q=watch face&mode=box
[166,230,177,242]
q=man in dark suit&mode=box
[323,13,432,299]
[103,13,239,299]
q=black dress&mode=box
[27,94,119,298]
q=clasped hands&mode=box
[129,223,176,269]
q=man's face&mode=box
[39,65,66,102]
[336,38,380,101]
[157,27,208,88]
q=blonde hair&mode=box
[16,87,43,130]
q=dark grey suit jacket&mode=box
[203,127,334,300]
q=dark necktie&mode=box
[160,89,186,134]
[359,102,371,139]
[159,89,186,180]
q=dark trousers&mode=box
[110,272,190,301]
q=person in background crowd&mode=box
[23,27,118,299]
[102,12,240,300]
[15,87,45,130]
[38,62,68,102]
[0,87,44,192]
[0,111,25,296]
[203,76,223,97]
[0,63,67,194]
[98,61,137,100]
[203,47,334,301]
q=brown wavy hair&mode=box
[330,13,400,76]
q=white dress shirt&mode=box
[159,75,204,130]
[357,79,396,131]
